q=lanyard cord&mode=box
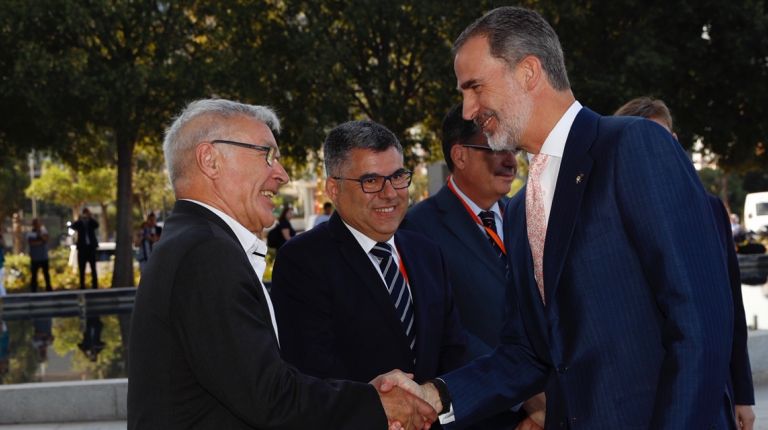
[446,176,506,255]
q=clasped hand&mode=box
[370,370,438,430]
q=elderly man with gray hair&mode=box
[128,99,436,430]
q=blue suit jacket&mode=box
[441,108,735,429]
[708,194,755,405]
[271,212,467,384]
[403,185,509,358]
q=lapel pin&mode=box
[576,173,585,184]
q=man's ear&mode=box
[517,55,543,91]
[196,143,222,179]
[326,176,340,203]
[450,144,467,170]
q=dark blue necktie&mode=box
[479,211,505,261]
[370,242,416,357]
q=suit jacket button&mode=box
[557,366,568,373]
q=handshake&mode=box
[369,370,443,430]
[369,370,547,430]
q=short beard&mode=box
[486,81,532,152]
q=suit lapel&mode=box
[543,108,597,303]
[172,200,280,347]
[434,186,507,278]
[327,214,409,345]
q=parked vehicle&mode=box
[744,191,768,234]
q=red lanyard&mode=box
[394,244,411,285]
[446,176,506,255]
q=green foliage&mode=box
[540,0,768,171]
[3,246,113,292]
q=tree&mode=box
[25,162,116,238]
[205,0,495,167]
[1,1,212,289]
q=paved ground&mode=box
[0,422,125,429]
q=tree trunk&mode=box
[99,202,109,242]
[112,133,136,289]
[12,211,23,254]
[720,173,731,214]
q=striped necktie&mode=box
[370,242,416,357]
[478,211,505,261]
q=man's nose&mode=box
[273,160,290,185]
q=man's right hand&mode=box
[378,385,436,430]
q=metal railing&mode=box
[0,287,136,320]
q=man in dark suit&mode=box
[71,208,99,289]
[128,99,436,429]
[614,96,755,430]
[402,104,544,429]
[380,7,736,429]
[271,120,467,389]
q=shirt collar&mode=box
[183,199,267,256]
[342,220,396,255]
[448,176,501,218]
[534,100,582,159]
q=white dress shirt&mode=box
[527,100,582,226]
[343,221,413,297]
[184,199,279,346]
[449,176,504,242]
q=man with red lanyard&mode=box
[271,120,468,427]
[403,103,544,430]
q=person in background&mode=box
[402,103,543,429]
[615,96,755,430]
[277,204,296,243]
[137,212,162,274]
[128,98,435,429]
[27,218,52,292]
[71,208,99,289]
[0,238,6,296]
[313,202,334,228]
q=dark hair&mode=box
[279,204,292,222]
[453,6,570,91]
[323,120,403,177]
[614,97,673,130]
[441,103,481,172]
[322,202,333,211]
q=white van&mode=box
[744,191,768,233]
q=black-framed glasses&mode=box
[461,144,517,155]
[211,139,280,167]
[332,169,413,193]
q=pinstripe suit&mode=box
[440,108,735,429]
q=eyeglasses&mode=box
[211,139,280,167]
[461,144,517,155]
[332,169,413,193]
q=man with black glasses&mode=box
[129,101,436,429]
[403,103,545,429]
[271,120,467,411]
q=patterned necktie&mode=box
[478,211,505,261]
[526,153,550,303]
[370,242,416,356]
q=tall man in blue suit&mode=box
[271,121,467,390]
[403,104,544,429]
[379,7,736,429]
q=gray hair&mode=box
[453,6,570,91]
[323,120,403,177]
[163,98,280,187]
